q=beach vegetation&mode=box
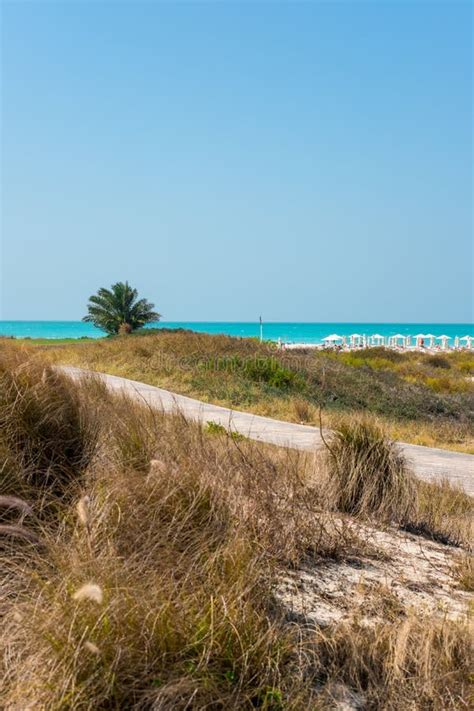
[292,397,314,423]
[21,331,474,452]
[0,343,472,708]
[453,554,474,591]
[0,347,98,503]
[208,355,305,391]
[403,478,473,548]
[425,354,451,369]
[205,420,245,440]
[82,281,160,335]
[322,417,416,521]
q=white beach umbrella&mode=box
[391,334,406,348]
[436,335,451,350]
[413,333,428,347]
[460,335,473,341]
[350,333,363,347]
[322,334,343,342]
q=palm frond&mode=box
[82,282,160,335]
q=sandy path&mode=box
[61,367,473,495]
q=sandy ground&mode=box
[276,523,471,628]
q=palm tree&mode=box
[83,281,161,335]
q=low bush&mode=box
[209,355,305,391]
[244,357,303,389]
[205,420,245,441]
[425,354,451,369]
[425,376,469,394]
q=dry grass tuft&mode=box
[292,397,314,423]
[0,495,33,520]
[323,417,416,522]
[322,417,473,549]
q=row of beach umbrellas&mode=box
[322,333,474,349]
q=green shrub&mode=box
[425,355,451,369]
[425,376,468,394]
[205,420,245,441]
[205,355,304,391]
[340,347,404,365]
[243,358,302,389]
[458,360,474,375]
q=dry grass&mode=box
[314,613,473,709]
[324,410,474,454]
[292,397,315,424]
[20,331,474,452]
[406,478,474,549]
[321,416,473,549]
[453,554,474,592]
[0,349,338,708]
[322,417,417,522]
[0,343,472,709]
[0,347,100,506]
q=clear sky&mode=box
[1,0,472,322]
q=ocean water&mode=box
[0,321,472,344]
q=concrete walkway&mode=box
[62,367,474,495]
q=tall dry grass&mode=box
[0,347,100,512]
[322,416,473,548]
[0,344,472,709]
[405,478,473,548]
[0,350,335,708]
[314,613,472,709]
[322,417,416,522]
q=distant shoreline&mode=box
[0,320,472,346]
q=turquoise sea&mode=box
[0,321,472,344]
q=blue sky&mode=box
[1,1,472,322]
